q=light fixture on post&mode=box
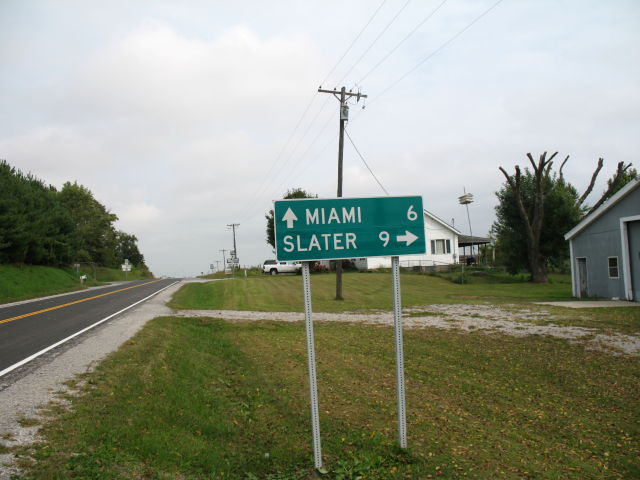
[458,189,474,269]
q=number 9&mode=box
[379,231,389,247]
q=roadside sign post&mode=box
[121,259,131,280]
[301,261,323,470]
[274,195,425,467]
[391,255,407,448]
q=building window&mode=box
[430,239,451,255]
[608,257,619,278]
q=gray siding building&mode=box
[565,178,640,301]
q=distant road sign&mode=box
[274,196,425,262]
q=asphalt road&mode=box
[0,278,179,377]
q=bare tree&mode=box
[498,152,618,283]
[499,153,635,283]
[499,152,557,283]
[585,161,635,214]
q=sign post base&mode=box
[302,262,323,469]
[391,256,408,449]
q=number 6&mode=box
[407,205,418,221]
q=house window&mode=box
[430,239,451,255]
[608,257,619,278]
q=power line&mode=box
[320,0,389,88]
[238,107,338,226]
[239,0,391,223]
[336,0,413,86]
[238,95,332,223]
[241,94,319,210]
[238,1,400,225]
[286,130,338,193]
[240,99,334,223]
[370,0,506,107]
[267,107,337,200]
[344,127,389,195]
[358,0,450,84]
[249,0,389,213]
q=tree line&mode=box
[0,160,146,269]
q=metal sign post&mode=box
[391,256,407,448]
[121,259,131,280]
[301,261,323,470]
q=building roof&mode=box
[424,209,462,235]
[565,178,640,240]
[458,235,492,247]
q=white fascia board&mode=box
[565,178,640,240]
[424,209,462,235]
[620,215,640,301]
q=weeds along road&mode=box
[0,278,179,378]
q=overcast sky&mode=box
[1,0,638,277]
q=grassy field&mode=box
[14,317,639,479]
[0,264,152,304]
[168,271,576,313]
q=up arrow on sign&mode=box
[282,207,298,229]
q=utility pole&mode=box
[317,86,367,300]
[215,260,221,272]
[220,249,227,272]
[227,223,240,269]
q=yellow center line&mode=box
[0,279,165,326]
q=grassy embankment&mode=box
[9,272,640,479]
[0,264,151,304]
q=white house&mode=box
[352,209,461,270]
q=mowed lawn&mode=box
[168,272,575,312]
[15,316,639,479]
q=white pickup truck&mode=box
[262,259,302,275]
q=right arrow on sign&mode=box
[397,230,418,246]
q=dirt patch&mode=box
[173,304,640,356]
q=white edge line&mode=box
[0,280,181,378]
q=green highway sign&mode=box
[274,196,426,261]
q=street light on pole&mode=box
[458,189,474,262]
